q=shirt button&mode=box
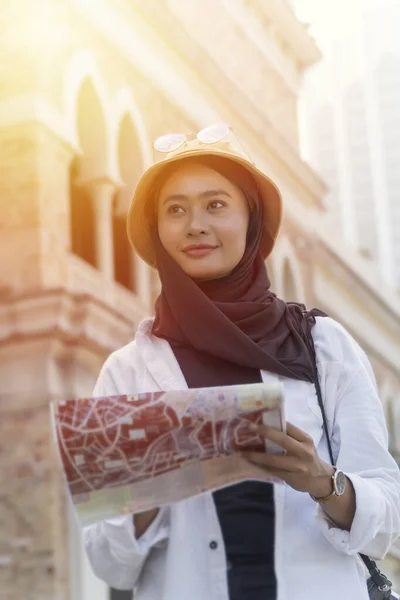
[209,540,218,550]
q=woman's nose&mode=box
[186,209,209,235]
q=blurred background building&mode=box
[0,1,399,599]
[296,0,400,289]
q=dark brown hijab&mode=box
[150,156,326,387]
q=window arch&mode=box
[69,157,96,266]
[271,237,305,303]
[63,50,112,166]
[282,258,299,302]
[75,77,108,181]
[112,112,144,292]
[69,77,108,268]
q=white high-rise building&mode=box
[296,0,400,290]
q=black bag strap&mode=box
[306,326,393,596]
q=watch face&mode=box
[335,470,347,496]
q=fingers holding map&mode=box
[51,381,285,526]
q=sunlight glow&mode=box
[2,1,70,51]
[293,0,400,51]
[293,0,365,50]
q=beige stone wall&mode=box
[0,342,67,599]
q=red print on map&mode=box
[55,387,278,497]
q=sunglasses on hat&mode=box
[153,123,254,164]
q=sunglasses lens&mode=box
[154,133,186,153]
[197,123,229,144]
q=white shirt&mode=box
[83,317,400,600]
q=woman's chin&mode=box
[176,256,233,281]
[184,266,229,281]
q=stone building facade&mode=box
[0,1,399,598]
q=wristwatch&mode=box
[310,467,347,504]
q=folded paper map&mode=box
[52,381,285,525]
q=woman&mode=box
[84,126,400,600]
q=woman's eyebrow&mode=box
[200,189,232,199]
[162,194,188,205]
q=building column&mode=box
[0,124,76,294]
[84,178,117,280]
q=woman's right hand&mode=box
[134,508,159,538]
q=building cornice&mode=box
[219,0,301,94]
[249,0,322,68]
[0,93,79,153]
[0,288,141,356]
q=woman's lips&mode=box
[183,246,218,257]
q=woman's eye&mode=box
[168,205,184,214]
[208,200,225,210]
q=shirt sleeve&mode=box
[314,319,400,559]
[83,509,170,590]
[82,352,171,589]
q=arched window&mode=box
[69,157,96,265]
[282,258,298,302]
[112,192,133,290]
[69,77,107,269]
[76,78,108,177]
[113,113,143,292]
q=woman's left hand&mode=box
[242,422,334,498]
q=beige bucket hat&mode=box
[126,137,282,268]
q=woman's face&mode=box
[157,162,250,280]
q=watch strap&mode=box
[310,466,338,504]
